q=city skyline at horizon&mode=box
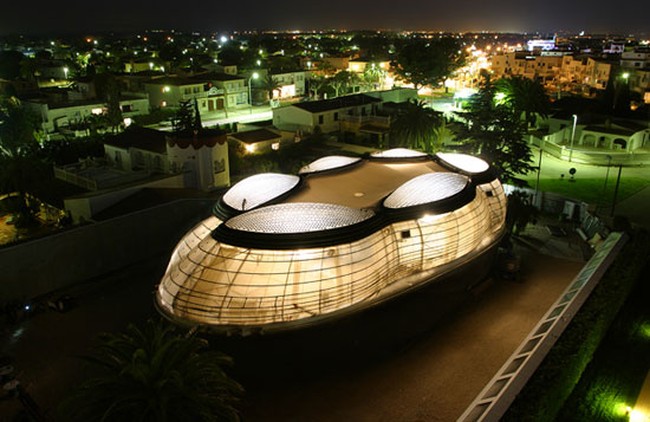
[2,0,648,37]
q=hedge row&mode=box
[502,230,650,422]
[555,264,650,420]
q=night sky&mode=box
[2,0,648,36]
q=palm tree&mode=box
[389,99,443,153]
[59,319,243,422]
[261,74,281,105]
[495,76,550,128]
[361,63,384,91]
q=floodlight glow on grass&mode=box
[629,408,647,422]
[639,322,650,339]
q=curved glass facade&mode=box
[156,151,507,332]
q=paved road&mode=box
[240,247,582,422]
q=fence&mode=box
[529,135,650,166]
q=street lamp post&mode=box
[248,72,259,114]
[568,114,578,163]
[598,154,612,214]
[610,165,623,217]
[534,138,544,206]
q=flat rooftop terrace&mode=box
[287,160,446,209]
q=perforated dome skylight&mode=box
[299,156,361,175]
[436,152,490,174]
[384,173,469,209]
[225,202,375,234]
[371,148,427,158]
[222,173,300,211]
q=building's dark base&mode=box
[204,244,501,383]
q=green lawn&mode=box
[521,176,650,205]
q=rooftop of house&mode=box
[583,125,637,136]
[292,94,381,113]
[103,125,168,154]
[144,76,207,86]
[190,72,244,82]
[229,128,281,144]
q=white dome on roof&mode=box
[225,202,375,234]
[299,155,361,175]
[384,173,469,209]
[436,152,490,174]
[222,173,300,211]
[371,148,427,158]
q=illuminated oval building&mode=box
[155,149,507,338]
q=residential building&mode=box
[273,93,382,134]
[272,88,417,144]
[584,57,615,91]
[490,51,563,83]
[24,95,150,133]
[269,70,308,99]
[144,76,209,109]
[621,49,650,70]
[56,126,230,222]
[191,72,249,112]
[348,58,391,74]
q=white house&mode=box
[272,88,417,136]
[57,126,230,223]
[24,95,150,133]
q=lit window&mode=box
[245,144,256,153]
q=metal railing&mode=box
[457,231,627,422]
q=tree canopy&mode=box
[392,38,465,90]
[494,76,551,128]
[0,96,51,226]
[454,75,535,186]
[390,99,443,153]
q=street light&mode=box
[568,114,578,163]
[63,66,69,79]
[248,72,259,114]
[534,137,545,206]
[600,154,612,214]
[610,164,623,217]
